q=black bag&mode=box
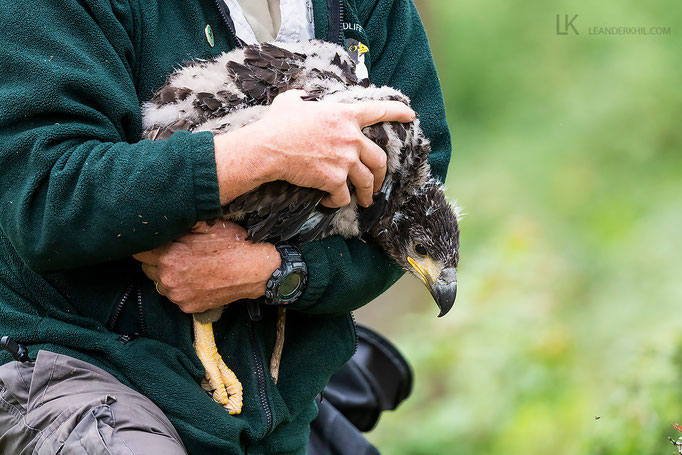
[307,324,413,455]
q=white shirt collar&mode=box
[222,0,315,44]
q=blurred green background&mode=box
[359,0,682,453]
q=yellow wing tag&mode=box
[346,39,369,81]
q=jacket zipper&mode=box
[306,0,314,24]
[349,311,359,355]
[210,0,347,438]
[107,283,134,332]
[327,0,344,45]
[247,321,273,434]
[107,283,148,338]
[214,0,243,47]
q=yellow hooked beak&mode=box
[357,42,369,55]
[407,256,457,318]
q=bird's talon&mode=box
[194,317,244,414]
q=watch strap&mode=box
[264,243,307,305]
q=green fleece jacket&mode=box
[0,0,451,453]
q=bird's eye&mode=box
[414,243,428,256]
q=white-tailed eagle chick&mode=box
[141,40,460,415]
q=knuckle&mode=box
[343,137,363,155]
[361,178,373,190]
[351,132,365,146]
[281,90,296,100]
[140,263,153,278]
[376,151,387,167]
[376,106,387,120]
[158,269,176,288]
[158,254,169,268]
[356,172,373,189]
[332,173,348,187]
[325,170,342,187]
[172,291,192,308]
[342,152,359,168]
[178,303,195,314]
[158,252,174,268]
[166,289,180,302]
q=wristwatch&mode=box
[264,244,308,305]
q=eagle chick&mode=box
[142,40,460,415]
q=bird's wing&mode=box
[141,41,430,243]
[223,180,336,243]
[226,43,306,105]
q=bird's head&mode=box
[377,179,461,317]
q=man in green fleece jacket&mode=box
[0,0,451,453]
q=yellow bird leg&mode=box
[269,307,287,384]
[193,316,243,415]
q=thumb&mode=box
[191,221,213,233]
[274,89,307,103]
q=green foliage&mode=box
[360,0,682,453]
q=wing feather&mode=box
[224,181,331,243]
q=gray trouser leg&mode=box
[0,350,188,455]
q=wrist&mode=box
[261,243,282,280]
[213,125,279,204]
[239,120,283,182]
[246,242,281,299]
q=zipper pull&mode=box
[1,336,30,363]
[307,0,313,24]
[247,300,263,321]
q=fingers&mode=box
[191,221,212,233]
[352,100,415,128]
[141,263,160,282]
[273,89,306,105]
[321,135,387,208]
[347,163,374,207]
[133,250,161,265]
[358,137,387,193]
[156,282,172,300]
[140,263,169,301]
[320,183,351,208]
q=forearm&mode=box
[214,126,277,205]
[0,131,221,273]
[0,0,227,273]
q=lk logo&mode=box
[556,14,579,35]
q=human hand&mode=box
[256,90,415,208]
[213,90,415,208]
[133,221,280,314]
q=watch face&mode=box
[278,271,304,299]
